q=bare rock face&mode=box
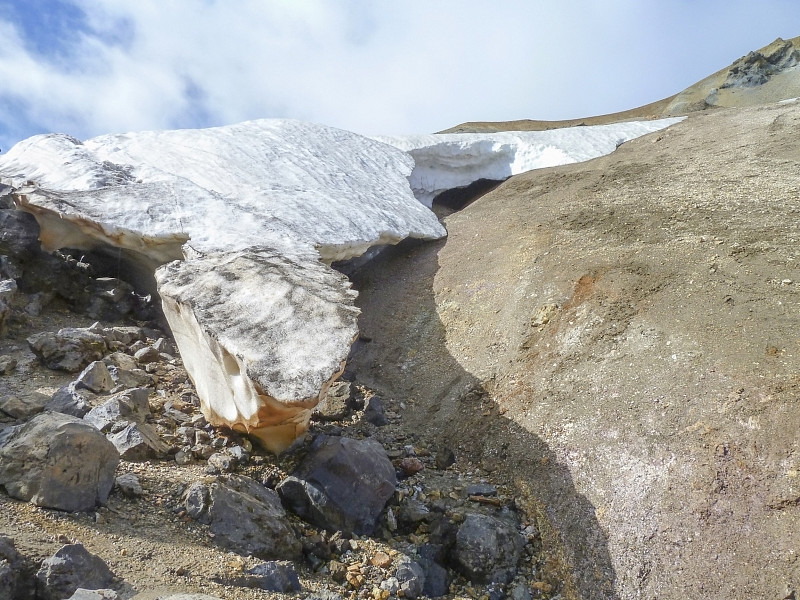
[156,250,360,453]
[277,435,397,535]
[0,412,119,511]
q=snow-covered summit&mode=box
[376,117,684,206]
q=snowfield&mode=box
[376,117,684,205]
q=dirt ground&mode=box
[348,100,800,599]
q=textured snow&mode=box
[156,249,359,453]
[0,119,446,261]
[376,118,685,206]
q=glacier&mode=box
[376,117,684,206]
[0,116,680,452]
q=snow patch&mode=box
[376,118,684,206]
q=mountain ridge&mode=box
[439,35,800,133]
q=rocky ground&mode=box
[348,100,800,600]
[0,227,560,598]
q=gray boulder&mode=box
[0,535,35,600]
[76,361,114,393]
[83,388,151,432]
[395,559,426,599]
[106,421,169,461]
[245,560,302,592]
[363,395,389,426]
[184,474,300,560]
[277,435,396,535]
[35,544,114,600]
[27,328,108,372]
[47,382,97,418]
[452,513,525,584]
[0,412,119,511]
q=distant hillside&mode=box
[440,35,800,133]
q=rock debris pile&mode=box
[0,211,559,600]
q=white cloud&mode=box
[0,0,797,150]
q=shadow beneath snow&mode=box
[345,237,618,600]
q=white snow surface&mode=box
[375,117,685,206]
[0,119,446,262]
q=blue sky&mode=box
[0,0,797,150]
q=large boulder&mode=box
[277,435,397,535]
[184,474,301,560]
[0,412,119,511]
[451,513,525,584]
[27,327,108,372]
[35,544,114,600]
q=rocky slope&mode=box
[348,100,800,599]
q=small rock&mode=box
[35,544,114,600]
[399,457,425,476]
[363,395,389,426]
[47,382,97,418]
[0,355,17,375]
[465,483,497,497]
[329,559,347,582]
[152,337,176,355]
[27,327,108,373]
[314,381,352,421]
[134,346,161,364]
[395,559,426,599]
[76,361,114,394]
[380,577,400,594]
[68,589,119,600]
[370,551,392,568]
[206,452,237,473]
[0,392,49,420]
[83,388,151,433]
[107,421,169,461]
[246,560,302,592]
[115,473,143,497]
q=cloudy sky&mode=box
[0,0,797,150]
